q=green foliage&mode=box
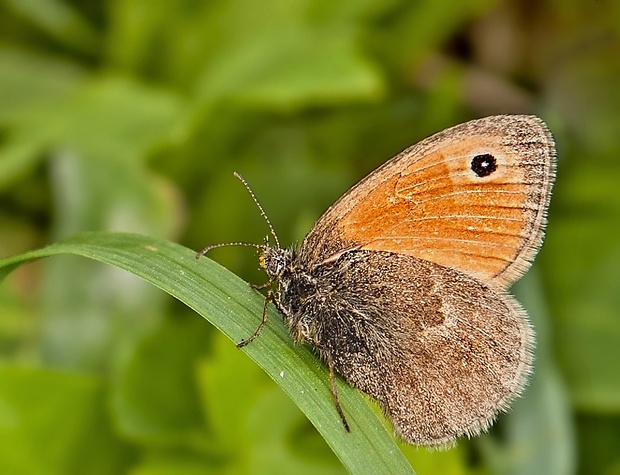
[1,0,619,473]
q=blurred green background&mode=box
[1,0,619,474]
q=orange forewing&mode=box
[301,116,555,288]
[339,137,531,283]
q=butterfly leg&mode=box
[237,290,274,348]
[326,354,351,432]
[250,280,272,290]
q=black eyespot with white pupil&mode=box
[471,153,497,177]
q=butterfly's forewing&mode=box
[299,115,555,288]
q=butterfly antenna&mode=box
[233,171,280,248]
[195,172,280,260]
[195,241,261,259]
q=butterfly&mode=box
[198,115,556,446]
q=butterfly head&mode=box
[259,244,292,281]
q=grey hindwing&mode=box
[298,250,533,446]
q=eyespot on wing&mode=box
[299,115,556,288]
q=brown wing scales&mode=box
[316,251,533,446]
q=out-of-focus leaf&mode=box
[3,0,100,54]
[0,47,84,188]
[545,212,620,410]
[576,414,620,475]
[112,316,209,445]
[0,47,84,124]
[107,0,384,110]
[46,76,185,162]
[0,366,133,475]
[543,43,620,412]
[196,27,384,111]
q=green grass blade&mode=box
[0,231,415,475]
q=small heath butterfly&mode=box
[197,115,556,447]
